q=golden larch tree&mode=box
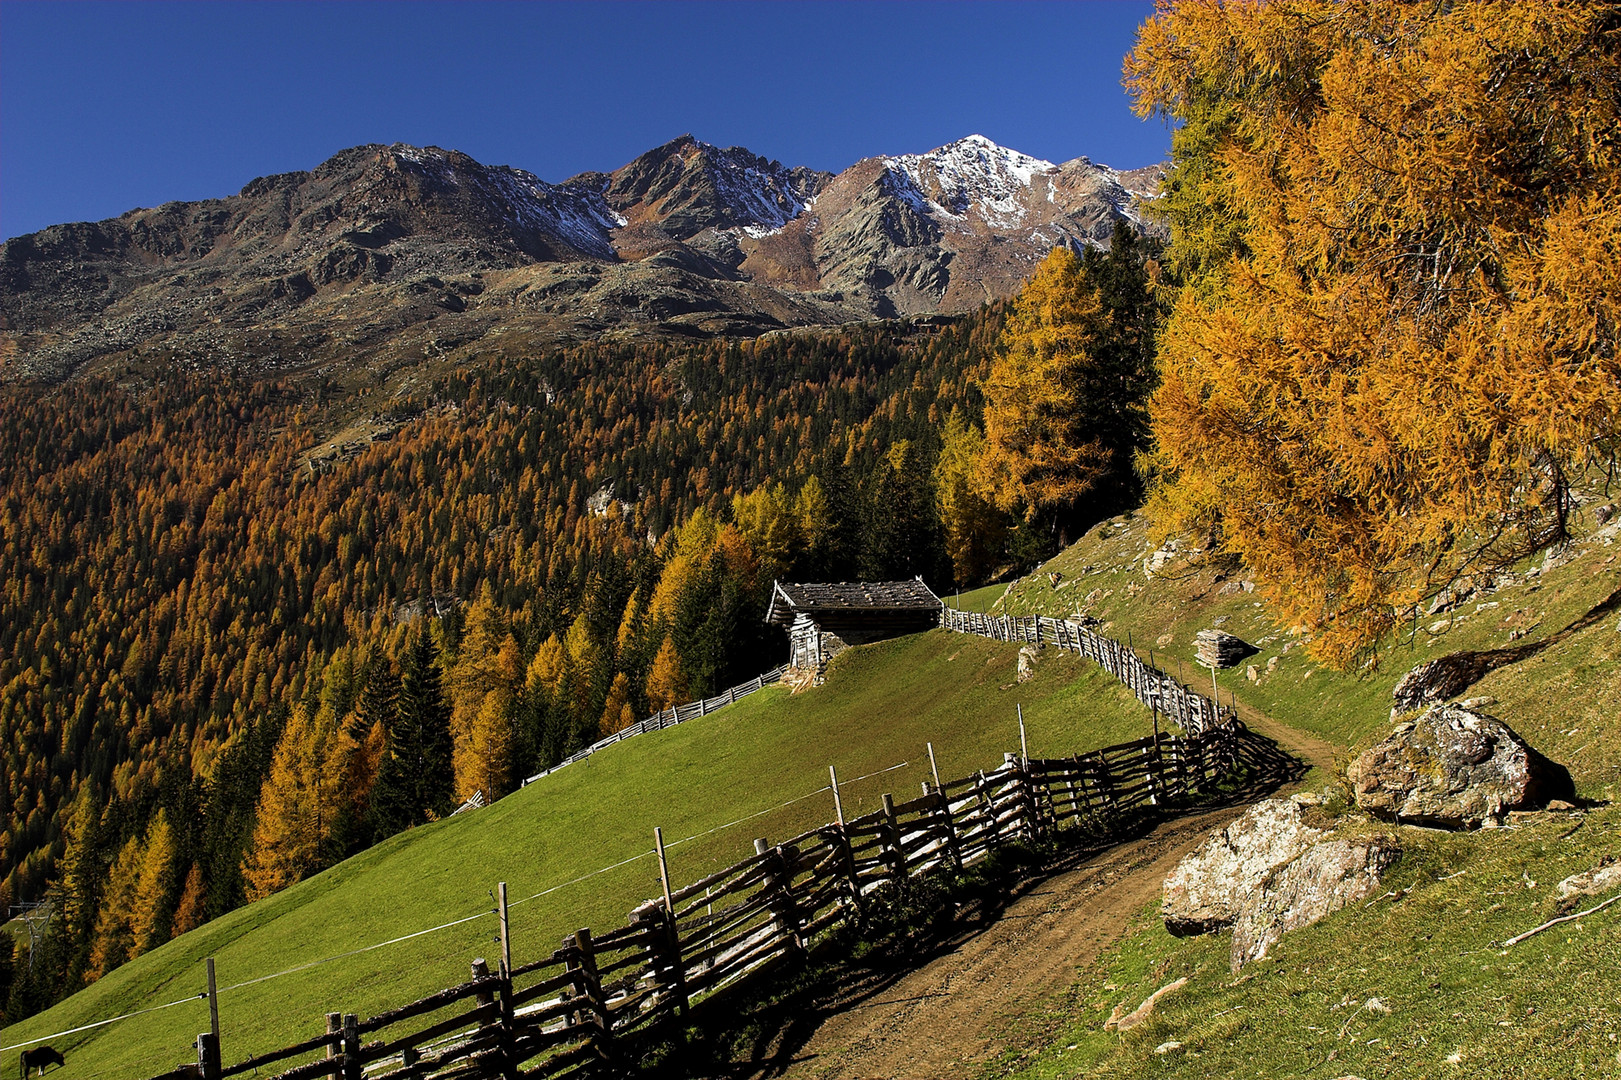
[242,704,343,900]
[977,227,1158,542]
[1129,0,1621,665]
[645,637,687,711]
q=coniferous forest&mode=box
[0,293,1168,1020]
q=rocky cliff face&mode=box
[0,134,1162,385]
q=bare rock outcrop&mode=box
[1390,648,1540,712]
[1016,644,1038,683]
[1229,835,1400,970]
[1162,798,1324,935]
[1348,704,1574,828]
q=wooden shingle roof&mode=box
[765,578,943,626]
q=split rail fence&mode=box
[147,698,1240,1079]
[522,667,789,786]
[939,608,1234,734]
[135,610,1247,1080]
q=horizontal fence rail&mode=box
[523,666,789,787]
[939,607,1236,735]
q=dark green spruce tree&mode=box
[371,628,454,835]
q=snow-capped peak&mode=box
[882,135,1058,227]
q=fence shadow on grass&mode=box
[646,724,1308,1080]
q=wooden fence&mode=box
[148,728,1240,1080]
[939,608,1234,735]
[522,667,790,787]
[138,613,1246,1080]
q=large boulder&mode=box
[1348,704,1574,828]
[1162,798,1324,935]
[1229,835,1400,970]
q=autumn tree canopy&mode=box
[977,224,1159,543]
[1128,0,1621,665]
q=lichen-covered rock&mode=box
[1162,798,1324,935]
[1229,835,1400,970]
[1348,704,1574,828]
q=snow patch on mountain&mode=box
[693,141,818,233]
[883,134,1059,228]
[392,147,623,260]
[483,169,625,259]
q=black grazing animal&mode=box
[20,1046,65,1076]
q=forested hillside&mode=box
[0,308,1064,1020]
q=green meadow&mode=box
[3,631,1153,1080]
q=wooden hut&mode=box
[765,578,944,672]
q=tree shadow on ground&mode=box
[633,724,1305,1078]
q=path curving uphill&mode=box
[765,807,1249,1080]
[725,705,1331,1080]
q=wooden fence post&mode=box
[1094,753,1119,825]
[1005,752,1041,840]
[658,899,689,1018]
[467,953,517,1080]
[976,769,999,849]
[497,882,512,978]
[1183,733,1203,795]
[341,1015,360,1080]
[934,785,963,869]
[1175,737,1192,797]
[1078,756,1105,829]
[879,794,906,883]
[205,958,220,1058]
[194,1032,220,1080]
[633,899,689,1018]
[324,1013,342,1080]
[568,927,612,1063]
[470,956,502,1072]
[830,822,863,909]
[755,839,805,958]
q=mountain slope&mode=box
[0,632,1154,1079]
[973,505,1621,1080]
[0,134,1161,386]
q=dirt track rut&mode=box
[757,806,1248,1080]
[737,708,1336,1080]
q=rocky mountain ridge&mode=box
[0,133,1162,386]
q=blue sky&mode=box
[0,1,1167,240]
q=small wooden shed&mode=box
[765,578,944,672]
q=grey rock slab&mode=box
[1229,834,1400,970]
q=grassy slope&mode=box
[985,511,1621,1079]
[997,509,1621,790]
[6,631,1153,1080]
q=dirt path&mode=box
[721,703,1336,1080]
[753,805,1250,1080]
[1232,698,1339,777]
